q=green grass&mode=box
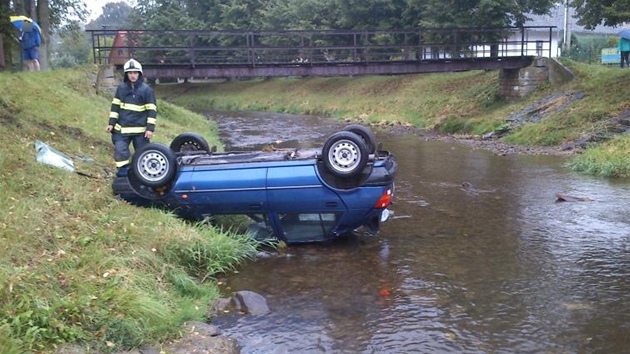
[566,135,630,178]
[156,60,630,178]
[157,72,501,128]
[502,61,630,147]
[3,59,630,351]
[0,66,263,353]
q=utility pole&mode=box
[563,0,572,54]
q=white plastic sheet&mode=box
[34,140,75,172]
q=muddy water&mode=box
[208,111,630,353]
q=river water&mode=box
[208,111,630,354]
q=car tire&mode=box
[322,131,368,177]
[131,143,177,187]
[343,124,376,154]
[170,132,210,153]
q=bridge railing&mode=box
[87,27,554,67]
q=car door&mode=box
[266,163,345,213]
[176,164,268,214]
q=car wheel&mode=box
[131,143,177,187]
[170,132,210,153]
[343,124,376,154]
[322,131,368,177]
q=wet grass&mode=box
[2,59,630,351]
[566,135,630,178]
[0,67,263,352]
[157,71,502,130]
[156,60,630,178]
[503,61,630,146]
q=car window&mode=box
[245,214,276,241]
[278,213,338,242]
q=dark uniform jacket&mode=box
[108,76,157,135]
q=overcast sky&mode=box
[86,0,136,21]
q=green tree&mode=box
[218,0,269,30]
[131,0,219,30]
[573,0,630,29]
[86,1,133,30]
[127,0,560,32]
[0,0,12,70]
[50,2,132,69]
[0,0,90,71]
[51,20,90,68]
[331,0,407,29]
[408,0,557,58]
[259,0,338,30]
[562,34,614,64]
[415,0,557,28]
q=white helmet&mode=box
[123,59,143,74]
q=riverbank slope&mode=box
[154,59,630,178]
[0,66,260,353]
[1,59,628,352]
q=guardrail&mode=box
[88,26,555,68]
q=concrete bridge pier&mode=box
[499,57,574,100]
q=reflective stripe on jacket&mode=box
[108,77,157,135]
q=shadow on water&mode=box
[207,111,630,353]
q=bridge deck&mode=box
[88,27,554,79]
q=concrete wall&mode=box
[499,57,574,100]
[544,57,575,86]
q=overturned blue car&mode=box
[112,124,397,243]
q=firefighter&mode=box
[105,59,157,169]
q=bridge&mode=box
[88,27,555,81]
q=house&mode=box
[108,31,142,65]
[465,4,617,59]
[522,3,617,57]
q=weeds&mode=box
[156,60,630,178]
[567,135,630,178]
[3,61,629,351]
[0,67,262,352]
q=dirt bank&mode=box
[421,131,580,156]
[366,89,597,157]
[369,121,579,157]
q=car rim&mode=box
[328,139,361,173]
[137,150,169,182]
[180,140,199,152]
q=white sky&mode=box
[85,0,136,21]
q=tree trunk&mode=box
[14,0,26,17]
[0,35,5,71]
[37,0,49,69]
[28,0,35,19]
[0,0,13,71]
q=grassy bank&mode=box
[2,60,629,352]
[0,67,262,353]
[155,60,630,178]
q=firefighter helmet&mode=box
[123,59,143,74]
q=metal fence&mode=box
[88,26,555,68]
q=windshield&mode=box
[277,212,339,242]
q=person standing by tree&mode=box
[19,19,41,71]
[618,37,630,68]
[105,59,157,170]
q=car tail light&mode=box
[374,188,392,208]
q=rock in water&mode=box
[232,290,270,315]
